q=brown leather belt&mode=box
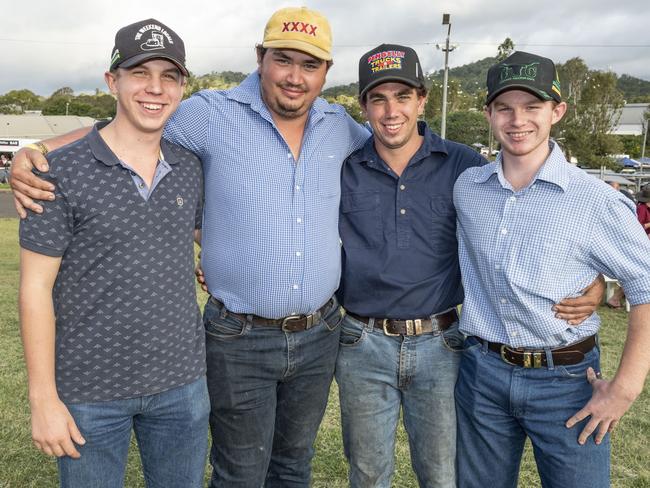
[347,309,458,336]
[209,296,335,332]
[476,335,597,368]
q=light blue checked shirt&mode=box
[454,141,650,348]
[163,72,369,318]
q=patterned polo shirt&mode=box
[454,141,650,348]
[163,71,369,318]
[19,125,206,403]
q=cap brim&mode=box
[486,85,554,106]
[360,76,424,98]
[115,53,189,76]
[262,39,332,61]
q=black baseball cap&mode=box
[110,19,188,76]
[359,44,425,99]
[486,51,561,105]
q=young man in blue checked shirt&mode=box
[453,51,650,488]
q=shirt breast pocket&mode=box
[339,192,383,249]
[510,236,577,301]
[429,196,457,253]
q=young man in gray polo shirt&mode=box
[18,19,208,487]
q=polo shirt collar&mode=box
[86,122,181,167]
[347,121,449,168]
[226,70,333,127]
[474,139,570,192]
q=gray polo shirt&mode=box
[20,126,206,403]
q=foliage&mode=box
[428,110,489,147]
[325,94,364,123]
[0,89,43,114]
[41,91,116,119]
[496,37,515,61]
[617,75,650,103]
[554,58,624,168]
[184,71,247,98]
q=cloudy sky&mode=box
[2,0,648,96]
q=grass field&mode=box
[0,217,648,487]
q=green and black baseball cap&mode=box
[486,51,561,105]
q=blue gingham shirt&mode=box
[164,72,369,318]
[454,141,650,348]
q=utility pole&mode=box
[642,119,648,161]
[437,13,455,139]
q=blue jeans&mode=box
[58,376,210,488]
[335,314,463,488]
[203,296,344,488]
[455,337,610,488]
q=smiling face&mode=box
[361,82,425,153]
[105,58,185,135]
[486,89,566,164]
[257,48,328,121]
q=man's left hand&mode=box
[565,367,637,445]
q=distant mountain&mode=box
[321,57,650,101]
[617,74,650,103]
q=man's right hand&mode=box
[9,147,55,218]
[30,397,86,458]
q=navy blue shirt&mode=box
[337,122,486,318]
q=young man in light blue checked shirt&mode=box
[453,51,650,488]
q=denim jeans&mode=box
[335,314,463,488]
[203,296,344,488]
[455,336,610,488]
[58,376,210,488]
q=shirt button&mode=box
[400,184,406,191]
[295,251,302,257]
[509,196,516,202]
[500,298,507,304]
[511,331,518,337]
[495,264,501,270]
[138,183,145,189]
[287,153,292,159]
[292,284,299,290]
[297,218,302,223]
[400,209,406,215]
[296,185,301,190]
[501,228,508,235]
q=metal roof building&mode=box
[0,114,95,154]
[611,103,649,136]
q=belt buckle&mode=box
[500,346,543,368]
[499,345,517,366]
[281,315,303,332]
[382,319,400,337]
[405,319,423,336]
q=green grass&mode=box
[1,217,648,487]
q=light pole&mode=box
[437,13,456,139]
[65,101,70,116]
[642,118,648,161]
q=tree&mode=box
[442,110,489,147]
[0,89,43,113]
[326,94,364,123]
[496,38,515,61]
[554,59,624,168]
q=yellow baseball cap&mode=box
[262,6,332,61]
